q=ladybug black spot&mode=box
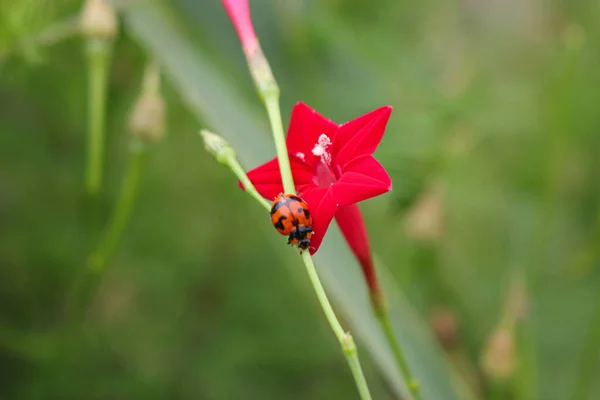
[270,200,284,215]
[274,215,287,230]
[303,208,310,219]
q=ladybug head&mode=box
[297,238,311,251]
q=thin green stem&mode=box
[344,333,373,400]
[230,158,271,211]
[201,128,373,399]
[378,312,422,400]
[66,142,145,322]
[88,142,146,272]
[246,43,372,400]
[85,38,111,196]
[301,251,345,340]
[301,252,372,400]
[264,95,295,194]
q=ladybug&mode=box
[270,193,314,251]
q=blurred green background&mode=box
[1,0,600,399]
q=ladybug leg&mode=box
[287,229,298,245]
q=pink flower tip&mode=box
[222,0,259,55]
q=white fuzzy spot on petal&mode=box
[296,152,305,160]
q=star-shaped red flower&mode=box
[243,102,392,254]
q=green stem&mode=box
[66,142,145,322]
[247,43,372,399]
[85,37,111,196]
[208,131,372,398]
[88,142,146,272]
[230,158,271,211]
[343,333,373,400]
[301,252,345,339]
[377,312,422,400]
[301,252,372,400]
[264,95,295,194]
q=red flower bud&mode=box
[221,0,259,56]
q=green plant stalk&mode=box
[244,40,373,400]
[88,141,146,272]
[85,37,111,196]
[261,89,372,400]
[264,95,295,194]
[217,136,371,399]
[65,141,146,322]
[230,158,271,211]
[302,251,373,400]
[377,312,422,400]
[247,46,295,194]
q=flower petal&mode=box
[333,106,392,167]
[286,102,338,168]
[329,155,392,206]
[334,204,379,292]
[222,0,259,54]
[298,185,338,254]
[240,157,313,200]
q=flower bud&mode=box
[200,130,236,165]
[129,62,166,143]
[129,94,166,143]
[221,0,278,100]
[221,0,259,55]
[481,327,515,381]
[80,0,118,40]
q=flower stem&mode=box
[264,95,295,194]
[301,252,372,400]
[88,141,146,272]
[230,158,271,211]
[66,141,145,322]
[201,128,373,399]
[377,311,422,400]
[244,40,372,400]
[85,37,111,196]
[200,129,271,212]
[245,44,295,194]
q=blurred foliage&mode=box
[1,0,600,399]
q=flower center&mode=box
[312,134,332,166]
[311,133,338,188]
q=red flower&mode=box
[222,0,259,55]
[243,102,392,256]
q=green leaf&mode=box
[122,2,475,399]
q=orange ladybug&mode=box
[270,193,314,251]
